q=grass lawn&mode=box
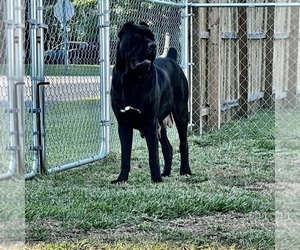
[25,109,275,249]
[1,64,101,76]
[43,64,100,76]
[275,106,300,249]
[43,99,102,168]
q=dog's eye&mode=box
[135,33,142,39]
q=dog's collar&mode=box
[120,106,141,114]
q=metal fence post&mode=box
[36,0,48,174]
[26,0,39,179]
[99,0,110,155]
[181,0,189,78]
[26,0,48,179]
[181,0,194,127]
[15,0,25,175]
[0,0,25,180]
[188,4,194,128]
[1,0,16,180]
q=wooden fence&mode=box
[273,3,300,107]
[190,2,299,132]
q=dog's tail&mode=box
[166,47,177,61]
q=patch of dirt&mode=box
[26,211,273,245]
[0,242,26,250]
[26,220,157,244]
[245,182,275,193]
[166,211,273,241]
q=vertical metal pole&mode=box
[103,0,110,154]
[63,0,68,74]
[1,0,25,179]
[98,0,104,155]
[14,82,25,174]
[29,0,41,176]
[26,0,40,178]
[5,0,17,178]
[181,0,189,78]
[98,0,110,156]
[26,0,48,179]
[37,0,47,174]
[188,5,194,128]
[15,0,25,174]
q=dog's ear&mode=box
[139,21,149,27]
[118,21,134,39]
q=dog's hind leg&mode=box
[111,126,133,183]
[159,127,173,177]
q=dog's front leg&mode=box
[111,126,133,183]
[145,125,163,182]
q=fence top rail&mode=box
[141,0,300,8]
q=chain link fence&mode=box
[109,0,183,149]
[273,4,300,249]
[0,0,299,247]
[190,3,275,134]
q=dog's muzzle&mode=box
[130,58,152,70]
[129,42,156,70]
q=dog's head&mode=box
[116,21,157,71]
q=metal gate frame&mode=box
[25,0,111,179]
[0,0,25,180]
[0,0,110,180]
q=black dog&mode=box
[111,21,192,183]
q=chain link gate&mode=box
[24,1,109,178]
[25,0,110,178]
[0,0,110,181]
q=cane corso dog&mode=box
[111,21,192,183]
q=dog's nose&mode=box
[148,42,157,51]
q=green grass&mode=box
[275,106,300,250]
[0,109,10,173]
[25,109,275,249]
[1,64,100,76]
[43,64,100,76]
[0,178,25,243]
[44,99,102,167]
[23,99,102,172]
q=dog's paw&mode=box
[151,177,163,183]
[180,170,192,176]
[110,178,128,184]
[161,171,171,177]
